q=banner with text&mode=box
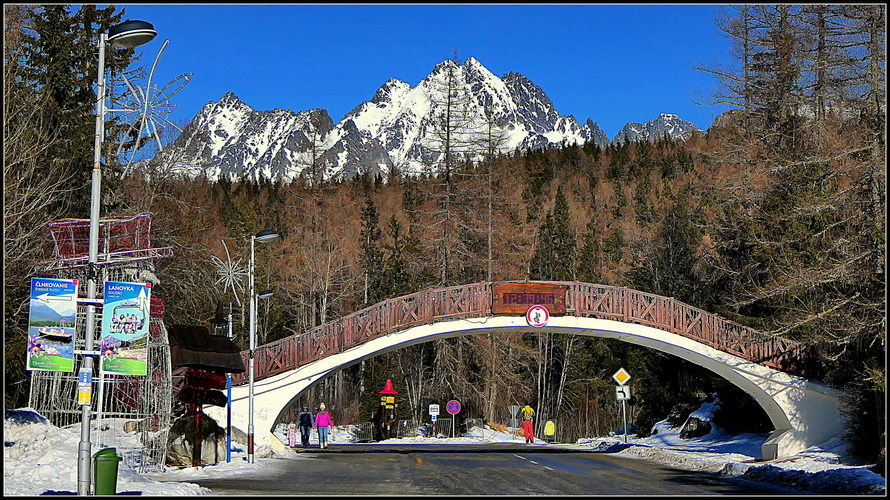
[100,281,151,376]
[27,278,78,372]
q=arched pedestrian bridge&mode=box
[203,281,846,460]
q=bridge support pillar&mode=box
[762,429,792,461]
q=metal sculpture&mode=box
[211,239,248,309]
[108,39,192,169]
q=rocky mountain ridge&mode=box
[149,57,698,182]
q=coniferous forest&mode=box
[4,5,885,469]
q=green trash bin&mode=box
[93,448,122,495]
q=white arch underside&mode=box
[204,315,846,460]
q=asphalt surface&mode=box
[181,443,807,495]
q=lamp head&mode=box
[108,20,157,48]
[257,290,274,299]
[254,229,279,243]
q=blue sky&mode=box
[107,4,733,139]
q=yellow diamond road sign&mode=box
[612,368,631,385]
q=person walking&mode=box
[520,404,535,444]
[298,405,314,448]
[287,422,297,448]
[314,403,333,449]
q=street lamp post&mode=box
[248,229,279,464]
[211,306,233,463]
[226,303,233,463]
[79,20,157,496]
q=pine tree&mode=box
[359,194,385,307]
[17,5,134,217]
[381,215,411,298]
[526,185,577,433]
[626,190,706,307]
[576,222,603,284]
[529,186,576,281]
[696,3,885,468]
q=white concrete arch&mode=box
[203,314,846,460]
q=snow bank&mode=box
[4,405,885,496]
[4,408,209,496]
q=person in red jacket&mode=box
[314,403,334,449]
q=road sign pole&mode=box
[429,404,440,438]
[622,399,627,444]
[612,368,631,443]
[445,400,460,438]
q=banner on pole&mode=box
[27,278,78,372]
[100,281,151,376]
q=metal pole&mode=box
[248,236,256,464]
[226,303,232,463]
[96,372,105,449]
[622,399,627,444]
[78,31,108,496]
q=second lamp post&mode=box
[248,228,279,463]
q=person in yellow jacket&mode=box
[520,405,535,444]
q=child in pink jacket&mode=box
[287,422,297,447]
[314,403,333,449]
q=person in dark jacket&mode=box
[298,404,314,448]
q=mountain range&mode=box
[147,57,699,183]
[28,301,75,324]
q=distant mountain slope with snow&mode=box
[612,113,698,144]
[150,58,695,183]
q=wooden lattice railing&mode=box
[232,282,812,385]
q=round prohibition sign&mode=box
[446,400,461,415]
[526,305,550,327]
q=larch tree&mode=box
[695,3,885,466]
[527,186,578,434]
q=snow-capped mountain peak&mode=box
[151,58,692,183]
[613,112,698,144]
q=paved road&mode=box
[178,444,804,496]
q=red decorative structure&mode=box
[28,211,175,473]
[379,379,398,395]
[39,213,173,273]
[374,380,398,440]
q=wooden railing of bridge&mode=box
[232,282,813,385]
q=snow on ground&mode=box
[4,406,885,496]
[3,409,208,496]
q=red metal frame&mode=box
[38,213,173,272]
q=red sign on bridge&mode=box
[491,282,567,315]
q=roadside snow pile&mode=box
[4,404,884,496]
[575,400,885,496]
[4,408,210,496]
[737,463,885,495]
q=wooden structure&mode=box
[232,281,813,386]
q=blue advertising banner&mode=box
[100,281,151,376]
[27,278,78,372]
